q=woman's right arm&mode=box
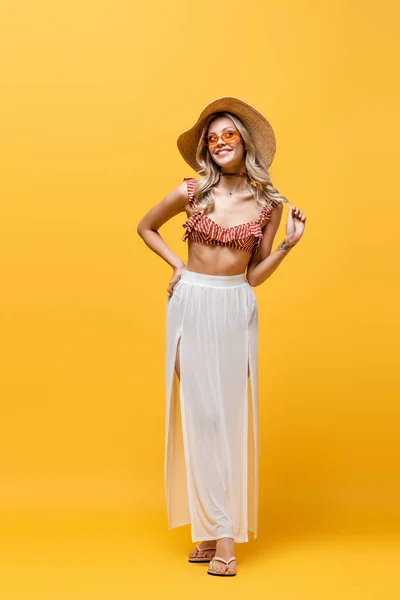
[136,180,189,272]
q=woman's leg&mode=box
[176,337,218,559]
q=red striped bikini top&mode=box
[181,177,281,255]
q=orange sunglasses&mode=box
[202,129,241,147]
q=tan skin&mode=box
[137,115,306,573]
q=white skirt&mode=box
[164,267,259,543]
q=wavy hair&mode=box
[192,111,289,214]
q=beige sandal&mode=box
[207,555,237,576]
[188,544,217,563]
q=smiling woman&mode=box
[137,95,306,577]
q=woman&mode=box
[137,96,306,577]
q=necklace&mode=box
[219,182,249,196]
[219,171,249,196]
[221,171,248,177]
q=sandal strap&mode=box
[196,545,217,552]
[211,555,236,565]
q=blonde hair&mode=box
[192,111,289,213]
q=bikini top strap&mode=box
[183,177,197,208]
[258,202,271,222]
[258,197,282,223]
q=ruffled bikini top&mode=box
[181,177,281,255]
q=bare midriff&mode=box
[185,240,252,276]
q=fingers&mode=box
[291,206,306,221]
[167,279,180,297]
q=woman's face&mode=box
[205,116,246,169]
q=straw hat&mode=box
[177,96,276,173]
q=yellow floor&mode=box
[0,510,399,599]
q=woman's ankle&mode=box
[216,537,234,546]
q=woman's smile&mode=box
[215,148,232,156]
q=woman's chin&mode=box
[214,156,242,169]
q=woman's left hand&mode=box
[285,205,307,245]
[167,268,184,298]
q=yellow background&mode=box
[0,0,399,597]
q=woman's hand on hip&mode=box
[167,267,185,298]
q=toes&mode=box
[197,548,215,558]
[228,561,237,574]
[209,561,226,574]
[189,546,216,559]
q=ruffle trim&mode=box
[182,197,281,252]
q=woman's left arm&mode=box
[246,202,307,287]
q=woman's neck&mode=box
[218,170,250,193]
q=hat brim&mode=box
[177,96,276,173]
